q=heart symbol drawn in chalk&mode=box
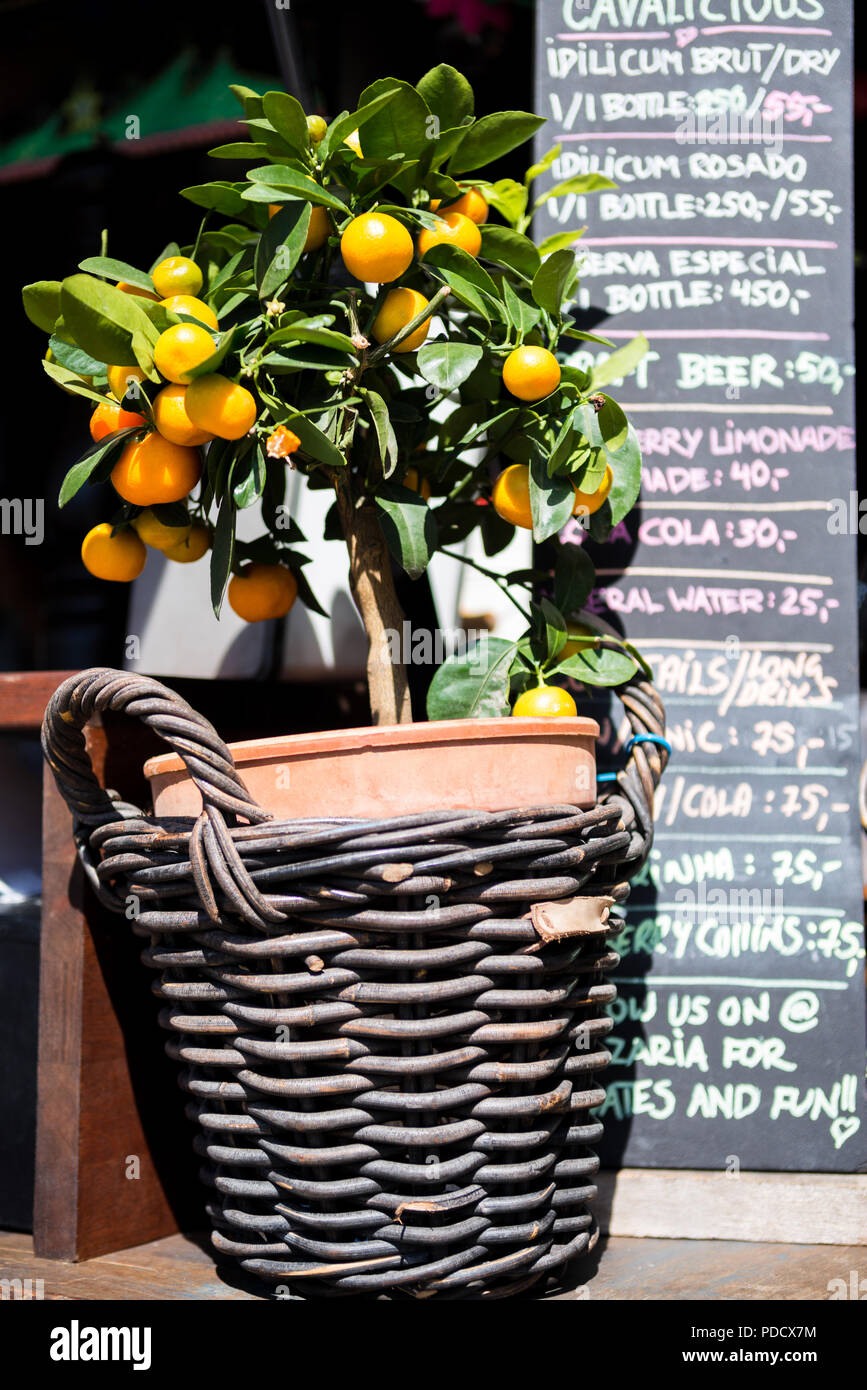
[675,26,699,47]
[830,1115,860,1149]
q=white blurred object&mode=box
[125,504,270,679]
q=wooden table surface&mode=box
[2,1229,860,1301]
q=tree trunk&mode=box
[334,477,412,726]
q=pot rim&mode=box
[144,715,600,779]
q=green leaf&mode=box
[416,341,483,392]
[255,201,313,300]
[230,84,263,118]
[319,87,402,162]
[478,225,540,280]
[356,78,431,160]
[207,141,271,160]
[263,91,310,155]
[266,323,355,352]
[597,394,629,453]
[561,326,615,347]
[290,562,328,618]
[537,229,587,256]
[280,413,346,470]
[211,493,236,616]
[590,333,649,389]
[576,404,610,492]
[58,428,139,507]
[450,111,545,175]
[245,165,350,213]
[534,597,568,663]
[606,423,643,526]
[416,64,474,130]
[529,455,575,543]
[260,347,351,373]
[60,274,158,366]
[524,143,561,184]
[78,257,156,294]
[184,326,237,380]
[150,501,191,529]
[501,280,541,337]
[233,444,267,509]
[554,545,596,616]
[22,281,62,334]
[533,173,617,207]
[420,243,500,321]
[531,249,575,317]
[557,642,638,688]
[426,637,515,720]
[181,182,258,222]
[361,389,398,476]
[375,484,438,580]
[48,335,106,377]
[42,359,114,407]
[475,178,528,226]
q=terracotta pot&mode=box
[144,716,599,820]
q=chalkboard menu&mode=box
[535,0,866,1171]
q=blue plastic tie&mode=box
[624,733,672,756]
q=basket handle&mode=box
[602,676,669,862]
[41,667,270,828]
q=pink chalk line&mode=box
[560,132,831,142]
[601,330,831,341]
[555,32,669,40]
[581,236,837,249]
[701,26,833,36]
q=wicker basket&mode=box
[42,668,667,1299]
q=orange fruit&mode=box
[307,114,328,144]
[228,564,298,622]
[161,294,219,330]
[371,288,431,354]
[153,323,216,384]
[502,346,561,402]
[89,401,146,443]
[152,256,203,299]
[266,426,301,459]
[185,374,257,441]
[572,464,613,517]
[164,523,210,564]
[344,129,362,155]
[107,364,146,404]
[81,523,146,583]
[133,508,191,551]
[404,467,432,500]
[441,187,488,225]
[304,205,331,253]
[111,432,201,506]
[417,211,482,259]
[429,198,441,212]
[492,463,533,529]
[560,622,599,660]
[152,384,214,447]
[340,213,413,283]
[512,685,578,718]
[116,281,159,302]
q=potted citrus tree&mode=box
[36,67,668,1299]
[26,65,649,807]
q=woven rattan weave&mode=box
[42,667,667,1298]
